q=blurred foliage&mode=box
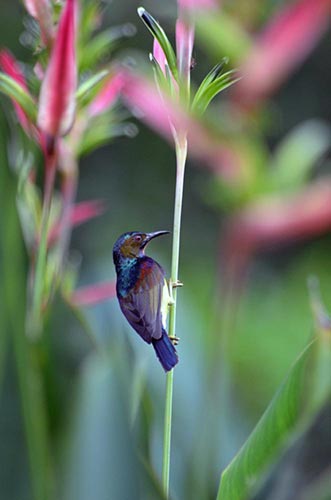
[0,0,331,500]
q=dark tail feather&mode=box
[152,329,178,372]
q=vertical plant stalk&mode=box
[162,131,188,497]
[50,164,78,301]
[1,119,53,500]
[29,149,57,336]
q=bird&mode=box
[113,230,178,372]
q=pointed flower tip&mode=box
[37,0,77,138]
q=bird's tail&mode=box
[152,329,178,372]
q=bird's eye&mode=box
[134,235,142,242]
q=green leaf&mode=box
[76,70,109,106]
[192,70,239,115]
[78,114,137,156]
[17,174,41,251]
[195,12,252,64]
[79,25,135,72]
[217,330,331,500]
[137,7,178,80]
[0,72,36,121]
[193,58,229,102]
[269,120,331,192]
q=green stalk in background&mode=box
[162,132,188,496]
[29,151,57,338]
[1,119,53,500]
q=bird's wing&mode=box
[119,261,165,343]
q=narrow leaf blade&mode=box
[217,333,331,500]
[138,7,178,80]
[76,70,109,106]
[0,72,36,121]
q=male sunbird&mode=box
[113,231,178,371]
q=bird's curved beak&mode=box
[142,230,170,247]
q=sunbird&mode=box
[113,231,178,371]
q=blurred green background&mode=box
[1,1,331,499]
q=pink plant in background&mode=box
[88,71,124,117]
[47,200,107,246]
[176,18,194,92]
[22,0,53,46]
[234,0,330,107]
[0,50,32,134]
[122,6,240,185]
[121,69,243,181]
[0,0,130,330]
[153,39,167,73]
[118,67,236,186]
[178,0,218,9]
[37,0,77,139]
[1,1,331,498]
[70,281,116,307]
[222,180,331,292]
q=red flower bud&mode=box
[235,0,330,107]
[37,0,77,138]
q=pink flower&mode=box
[88,71,124,117]
[48,199,106,245]
[153,39,167,74]
[222,180,331,290]
[121,70,243,180]
[23,0,53,46]
[0,50,32,133]
[177,0,218,9]
[70,281,116,306]
[37,0,77,138]
[234,0,330,107]
[176,19,194,87]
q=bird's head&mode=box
[113,230,169,261]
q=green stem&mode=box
[29,151,57,337]
[48,166,78,304]
[162,133,188,498]
[1,124,53,500]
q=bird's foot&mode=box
[169,335,180,346]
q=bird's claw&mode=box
[169,335,180,346]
